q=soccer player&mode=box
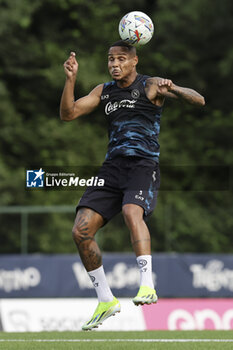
[60,41,205,330]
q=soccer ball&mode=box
[118,11,154,46]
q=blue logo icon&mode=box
[26,168,45,188]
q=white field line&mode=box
[0,339,233,343]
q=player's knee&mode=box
[72,224,82,244]
[72,208,104,245]
[122,204,144,228]
[72,210,99,245]
[72,217,89,244]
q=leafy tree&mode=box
[0,0,232,253]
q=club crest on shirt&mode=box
[131,89,140,99]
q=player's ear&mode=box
[133,55,138,67]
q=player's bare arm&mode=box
[60,52,103,121]
[145,77,205,107]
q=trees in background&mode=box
[0,0,232,253]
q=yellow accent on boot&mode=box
[82,297,121,331]
[132,286,158,306]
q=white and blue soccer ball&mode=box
[119,11,154,46]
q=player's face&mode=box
[108,46,138,81]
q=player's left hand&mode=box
[157,78,174,93]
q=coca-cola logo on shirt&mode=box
[105,99,137,115]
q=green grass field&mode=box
[0,331,233,350]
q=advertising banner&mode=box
[142,298,233,330]
[0,254,233,298]
[0,298,145,332]
[0,298,233,332]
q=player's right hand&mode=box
[63,52,78,79]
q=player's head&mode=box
[108,40,138,80]
[110,40,137,56]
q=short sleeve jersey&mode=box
[100,74,162,163]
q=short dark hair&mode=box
[110,40,137,55]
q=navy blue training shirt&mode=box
[100,74,163,163]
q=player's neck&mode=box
[116,72,138,88]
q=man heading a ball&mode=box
[60,40,205,331]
